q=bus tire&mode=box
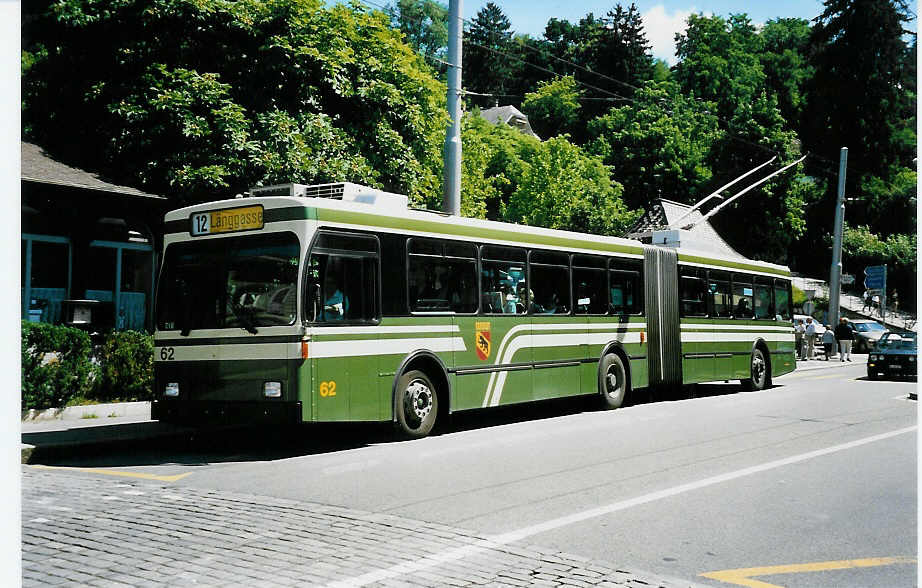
[599,352,629,409]
[395,370,439,439]
[742,348,770,391]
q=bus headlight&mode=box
[909,356,915,363]
[264,381,282,398]
[165,382,180,397]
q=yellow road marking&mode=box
[31,464,192,483]
[701,556,917,588]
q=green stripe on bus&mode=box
[677,253,792,277]
[315,208,644,255]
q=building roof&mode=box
[21,141,165,199]
[479,105,540,139]
[625,198,746,259]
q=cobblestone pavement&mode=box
[23,467,704,588]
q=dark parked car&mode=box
[867,332,917,380]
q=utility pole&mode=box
[829,147,848,325]
[442,0,462,216]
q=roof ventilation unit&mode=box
[248,182,408,211]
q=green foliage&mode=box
[95,330,155,402]
[461,114,638,235]
[387,0,448,58]
[463,2,515,107]
[505,136,638,236]
[587,80,721,210]
[758,18,813,128]
[520,76,582,139]
[23,0,447,205]
[21,322,97,411]
[792,285,806,308]
[843,224,917,311]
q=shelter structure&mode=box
[21,141,169,331]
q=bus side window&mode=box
[678,266,707,317]
[753,278,773,319]
[773,279,792,320]
[481,245,527,315]
[308,231,379,323]
[610,258,643,315]
[708,270,731,318]
[731,273,754,319]
[573,255,607,315]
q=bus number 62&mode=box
[159,347,175,361]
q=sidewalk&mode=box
[23,467,707,587]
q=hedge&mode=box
[22,321,96,410]
[21,322,154,411]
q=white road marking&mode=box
[326,425,917,587]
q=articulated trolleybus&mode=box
[153,182,796,437]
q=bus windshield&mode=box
[156,232,300,332]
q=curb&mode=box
[22,401,150,423]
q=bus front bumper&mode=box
[152,399,302,425]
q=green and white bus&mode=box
[152,182,796,437]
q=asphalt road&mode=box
[28,362,917,587]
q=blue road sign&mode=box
[864,265,886,290]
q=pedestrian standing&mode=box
[794,319,805,360]
[822,325,835,361]
[804,317,816,360]
[834,317,854,362]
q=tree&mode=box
[673,13,765,122]
[758,18,813,129]
[586,81,721,210]
[23,0,447,205]
[505,136,638,236]
[463,2,515,107]
[387,0,448,60]
[804,0,915,180]
[461,113,638,235]
[520,76,582,139]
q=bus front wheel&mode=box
[742,348,770,391]
[599,353,628,409]
[395,370,439,438]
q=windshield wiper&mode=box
[229,301,259,335]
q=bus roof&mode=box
[163,185,792,278]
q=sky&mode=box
[462,1,829,65]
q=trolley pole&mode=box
[442,0,463,216]
[829,147,848,325]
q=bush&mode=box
[21,321,97,411]
[95,330,154,402]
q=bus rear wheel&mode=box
[395,370,439,439]
[599,353,628,409]
[742,348,770,391]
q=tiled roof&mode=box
[21,142,164,199]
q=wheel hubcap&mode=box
[606,366,622,397]
[405,380,432,421]
[752,355,765,384]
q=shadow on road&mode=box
[27,382,761,468]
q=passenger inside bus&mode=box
[322,274,348,320]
